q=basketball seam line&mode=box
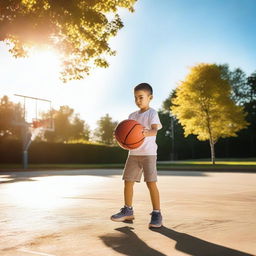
[123,123,140,144]
[125,137,145,146]
[115,134,130,149]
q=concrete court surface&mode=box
[0,169,255,256]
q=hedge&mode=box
[0,140,127,164]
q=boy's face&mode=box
[134,90,153,110]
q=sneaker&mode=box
[149,211,162,228]
[111,206,135,222]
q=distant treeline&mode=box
[158,64,256,160]
[0,63,255,163]
[0,131,253,164]
[157,113,255,160]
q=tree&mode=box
[44,105,90,143]
[158,90,177,160]
[0,0,137,82]
[219,64,249,105]
[156,110,172,160]
[70,114,90,141]
[0,95,23,140]
[171,63,248,164]
[162,89,177,112]
[94,113,117,145]
[247,72,256,102]
[161,89,204,161]
[243,72,256,154]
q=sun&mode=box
[28,47,62,75]
[9,47,62,124]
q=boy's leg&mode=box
[124,180,135,207]
[146,181,160,210]
[111,155,141,222]
[110,180,135,222]
[147,181,162,227]
[141,155,160,210]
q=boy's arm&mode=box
[142,124,159,137]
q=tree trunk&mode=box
[209,140,215,165]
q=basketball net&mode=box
[30,119,51,141]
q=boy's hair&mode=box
[134,83,153,95]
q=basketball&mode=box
[114,119,145,150]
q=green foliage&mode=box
[0,139,127,164]
[67,139,99,145]
[70,114,90,141]
[161,90,177,112]
[0,0,137,82]
[219,64,249,105]
[44,105,90,143]
[246,72,256,102]
[243,72,256,142]
[0,95,23,140]
[171,63,249,164]
[94,113,117,145]
[156,111,172,160]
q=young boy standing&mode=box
[111,83,163,228]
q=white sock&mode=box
[153,209,160,213]
[125,205,133,209]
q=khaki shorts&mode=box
[122,155,157,182]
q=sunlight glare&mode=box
[4,175,106,210]
[29,48,61,75]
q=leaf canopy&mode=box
[0,0,137,82]
[171,63,248,143]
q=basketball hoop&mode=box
[32,120,42,128]
[30,118,54,141]
[12,94,55,169]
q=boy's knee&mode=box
[124,181,135,187]
[146,181,157,188]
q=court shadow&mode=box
[0,169,120,184]
[150,226,253,256]
[0,169,208,184]
[158,170,208,177]
[100,226,166,256]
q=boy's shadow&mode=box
[100,226,166,256]
[151,226,253,256]
[100,226,253,256]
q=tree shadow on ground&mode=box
[100,226,253,256]
[150,226,254,256]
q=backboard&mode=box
[13,94,54,131]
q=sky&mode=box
[1,0,256,130]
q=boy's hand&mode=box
[142,128,151,137]
[142,125,158,137]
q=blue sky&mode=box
[1,0,256,129]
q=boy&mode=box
[111,83,163,228]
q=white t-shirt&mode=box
[128,108,162,155]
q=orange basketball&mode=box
[114,119,145,150]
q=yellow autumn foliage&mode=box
[0,0,137,82]
[171,63,248,144]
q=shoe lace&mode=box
[150,212,160,221]
[120,207,128,214]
